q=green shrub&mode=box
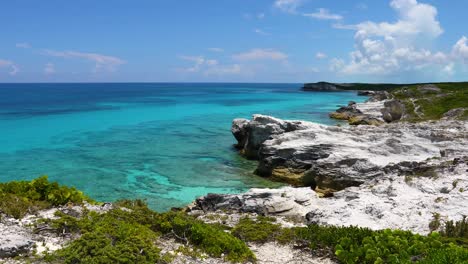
[334,229,468,264]
[299,224,375,251]
[232,216,283,243]
[0,193,49,219]
[441,216,468,247]
[442,217,468,239]
[46,200,255,263]
[418,245,468,264]
[49,214,161,264]
[0,176,92,218]
[429,213,442,232]
[151,211,255,262]
[45,210,93,234]
[231,220,468,263]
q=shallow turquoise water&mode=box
[0,83,364,211]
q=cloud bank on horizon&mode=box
[0,0,467,82]
[330,0,466,77]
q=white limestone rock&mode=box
[234,113,467,190]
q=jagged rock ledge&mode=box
[190,156,467,235]
[231,114,467,191]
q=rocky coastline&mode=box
[1,83,467,263]
[193,83,467,234]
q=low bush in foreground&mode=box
[231,216,468,263]
[49,214,162,264]
[2,177,467,263]
[441,216,468,247]
[45,200,255,263]
[0,176,92,218]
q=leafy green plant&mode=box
[48,214,162,264]
[429,213,442,232]
[333,229,468,264]
[0,176,93,218]
[441,216,468,247]
[231,220,468,263]
[46,200,255,263]
[232,216,283,243]
[418,245,468,264]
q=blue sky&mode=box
[1,0,467,83]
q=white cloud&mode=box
[43,50,125,72]
[442,63,454,75]
[16,43,31,49]
[178,55,206,72]
[274,0,304,14]
[254,28,271,36]
[329,58,345,71]
[233,48,288,61]
[178,55,243,76]
[453,36,468,63]
[0,59,19,75]
[257,13,265,19]
[355,0,443,40]
[331,0,459,76]
[207,48,224,52]
[316,52,327,59]
[44,63,55,75]
[304,8,343,20]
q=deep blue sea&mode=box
[0,83,364,211]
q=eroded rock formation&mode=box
[232,115,467,192]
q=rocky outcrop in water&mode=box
[232,115,467,191]
[329,91,393,125]
[328,101,362,120]
[231,115,306,159]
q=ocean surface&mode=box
[0,83,364,211]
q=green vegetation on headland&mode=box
[1,177,467,263]
[320,81,468,123]
[392,83,468,121]
[303,81,409,91]
[302,81,468,92]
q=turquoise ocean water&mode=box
[0,83,364,211]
